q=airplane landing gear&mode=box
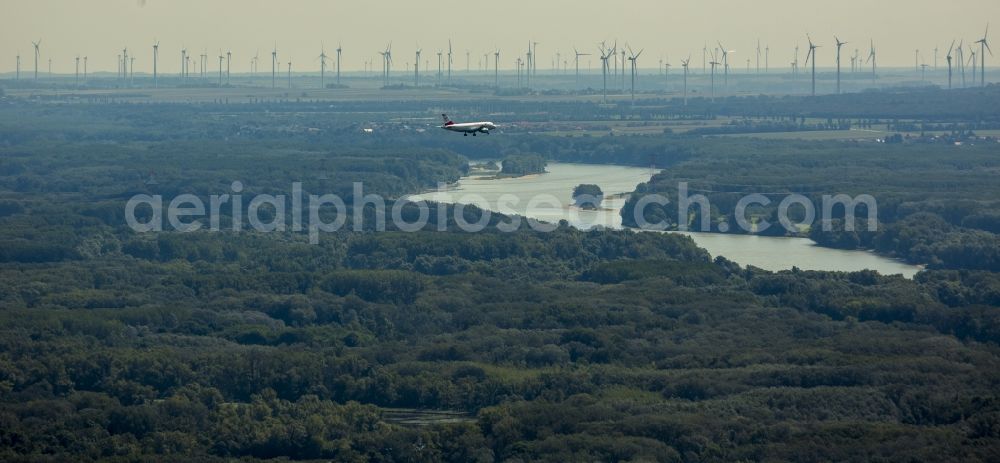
[464,133,468,136]
[472,132,477,136]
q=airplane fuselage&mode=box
[440,114,496,136]
[442,122,496,134]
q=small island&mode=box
[572,184,604,210]
[499,154,547,177]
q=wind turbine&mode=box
[703,44,707,74]
[123,47,130,83]
[765,44,769,72]
[627,46,642,104]
[253,50,259,80]
[516,56,523,87]
[218,51,224,86]
[599,42,615,103]
[32,39,41,80]
[532,41,539,78]
[681,56,690,106]
[75,56,80,85]
[336,43,342,85]
[946,40,955,89]
[319,45,330,88]
[271,45,278,88]
[968,45,978,86]
[152,41,159,88]
[436,50,442,84]
[226,50,232,85]
[805,35,820,96]
[180,48,186,78]
[287,61,292,88]
[620,47,626,91]
[494,49,500,88]
[756,39,761,73]
[447,40,453,82]
[709,50,720,102]
[413,47,421,87]
[83,56,87,82]
[717,41,729,89]
[975,24,991,87]
[835,36,847,94]
[956,40,966,87]
[381,43,393,86]
[574,47,591,87]
[16,52,20,80]
[867,39,877,84]
[526,42,533,89]
[793,44,800,76]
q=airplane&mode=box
[440,114,497,136]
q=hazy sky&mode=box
[2,0,997,73]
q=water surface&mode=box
[410,162,922,278]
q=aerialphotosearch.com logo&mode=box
[124,181,878,243]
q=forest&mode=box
[0,97,999,462]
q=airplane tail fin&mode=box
[441,114,454,126]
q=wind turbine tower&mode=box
[599,43,615,103]
[867,40,877,84]
[835,36,847,94]
[805,35,819,96]
[946,40,955,89]
[494,49,500,88]
[717,41,729,90]
[153,41,159,88]
[709,50,720,102]
[32,40,41,80]
[975,24,991,87]
[681,57,690,106]
[956,40,965,87]
[627,47,642,104]
[336,43,342,85]
[756,40,761,73]
[413,47,420,87]
[271,46,278,88]
[319,45,330,88]
[574,47,591,88]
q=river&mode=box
[409,162,922,278]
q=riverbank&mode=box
[410,162,924,278]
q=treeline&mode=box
[2,228,1000,461]
[500,154,546,176]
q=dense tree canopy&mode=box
[0,96,998,462]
